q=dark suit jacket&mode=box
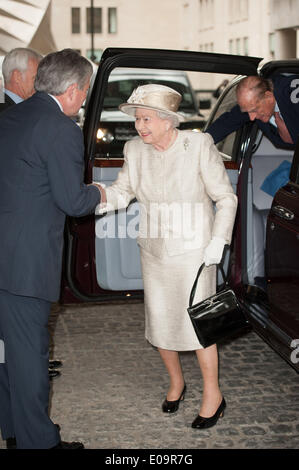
[206,74,299,150]
[0,92,15,113]
[0,92,100,301]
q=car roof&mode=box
[258,59,299,77]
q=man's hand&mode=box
[89,183,107,204]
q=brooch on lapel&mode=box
[183,138,190,151]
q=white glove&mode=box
[203,237,226,266]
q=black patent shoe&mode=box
[49,360,63,369]
[162,384,186,414]
[191,397,226,429]
[51,440,84,449]
[49,369,61,380]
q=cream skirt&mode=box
[140,248,216,351]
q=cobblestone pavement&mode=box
[1,300,298,450]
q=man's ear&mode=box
[11,69,22,85]
[67,83,77,99]
[264,90,274,100]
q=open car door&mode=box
[265,140,299,366]
[60,47,261,303]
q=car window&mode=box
[209,84,238,160]
[104,79,196,113]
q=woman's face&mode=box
[135,108,170,147]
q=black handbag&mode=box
[187,263,249,348]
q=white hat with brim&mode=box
[119,84,185,125]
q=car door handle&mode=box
[272,205,294,221]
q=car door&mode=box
[60,48,261,303]
[266,141,299,348]
[203,59,299,370]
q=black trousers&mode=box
[0,289,60,449]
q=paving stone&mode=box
[0,300,298,450]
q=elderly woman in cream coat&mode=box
[96,84,238,429]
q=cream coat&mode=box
[96,130,238,350]
[96,130,237,257]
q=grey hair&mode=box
[35,49,93,95]
[236,76,274,100]
[156,110,179,128]
[2,48,42,83]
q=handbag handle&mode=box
[188,263,227,308]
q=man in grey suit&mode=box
[0,49,104,449]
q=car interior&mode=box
[247,133,293,288]
[207,77,295,294]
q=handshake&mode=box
[91,182,107,204]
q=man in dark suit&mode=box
[0,91,14,112]
[0,49,104,449]
[0,47,42,111]
[206,75,299,150]
[0,48,62,384]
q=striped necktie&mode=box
[274,111,293,144]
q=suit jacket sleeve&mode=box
[47,120,100,217]
[205,104,250,143]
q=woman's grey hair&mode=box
[35,49,93,95]
[156,110,179,128]
[2,48,42,83]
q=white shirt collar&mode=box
[4,88,23,104]
[48,94,63,112]
[269,102,280,127]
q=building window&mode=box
[240,0,248,20]
[243,37,248,55]
[71,7,80,34]
[86,7,102,33]
[269,33,275,59]
[229,39,233,54]
[87,49,102,64]
[108,8,117,34]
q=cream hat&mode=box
[119,84,183,125]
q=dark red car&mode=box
[60,48,299,372]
